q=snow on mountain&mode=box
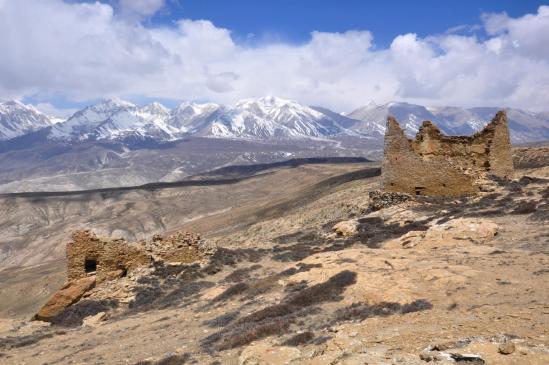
[188,96,348,140]
[50,98,179,142]
[0,101,56,140]
[168,102,220,133]
[346,102,549,143]
[2,98,547,144]
[47,96,352,142]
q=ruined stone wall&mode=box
[66,230,209,283]
[487,113,514,178]
[381,111,513,196]
[66,230,151,283]
[150,231,207,264]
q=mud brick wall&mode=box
[152,231,206,264]
[66,230,151,283]
[66,230,206,283]
[381,111,513,196]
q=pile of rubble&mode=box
[368,190,413,211]
[34,230,216,323]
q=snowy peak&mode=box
[235,96,325,122]
[2,97,547,144]
[0,101,55,140]
[169,102,221,132]
[141,102,170,116]
[50,98,177,142]
[198,96,345,139]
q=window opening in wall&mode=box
[414,186,426,195]
[85,259,97,274]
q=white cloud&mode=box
[34,102,78,119]
[0,1,548,112]
[119,0,165,20]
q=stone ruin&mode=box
[381,110,514,196]
[66,230,211,284]
[35,229,214,322]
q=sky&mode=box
[0,0,548,116]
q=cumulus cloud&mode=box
[0,0,548,112]
[33,102,78,119]
[119,0,165,20]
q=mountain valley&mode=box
[0,146,547,364]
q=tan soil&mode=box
[0,156,547,364]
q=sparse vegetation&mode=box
[281,331,315,346]
[334,299,433,323]
[50,300,118,327]
[201,270,357,350]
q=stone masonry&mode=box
[35,230,213,322]
[381,110,513,196]
[66,230,209,283]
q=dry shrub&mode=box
[0,330,65,350]
[511,200,537,214]
[212,282,249,302]
[223,264,262,283]
[217,319,291,350]
[334,299,432,323]
[282,331,315,346]
[201,270,357,351]
[203,311,239,328]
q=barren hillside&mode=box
[0,148,547,364]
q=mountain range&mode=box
[0,96,547,192]
[2,97,548,144]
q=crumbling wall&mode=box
[381,111,513,196]
[37,229,212,322]
[66,230,209,283]
[67,230,151,283]
[150,231,208,264]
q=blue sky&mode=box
[149,0,545,47]
[1,1,549,115]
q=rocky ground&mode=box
[0,147,548,364]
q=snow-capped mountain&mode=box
[49,98,180,142]
[189,96,347,139]
[0,101,57,140]
[1,98,548,144]
[346,102,549,143]
[48,96,353,142]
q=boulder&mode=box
[332,220,359,237]
[498,341,515,355]
[34,276,96,322]
[82,311,107,327]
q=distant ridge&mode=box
[0,156,371,197]
[1,98,548,144]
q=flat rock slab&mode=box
[34,276,96,321]
[385,218,498,249]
